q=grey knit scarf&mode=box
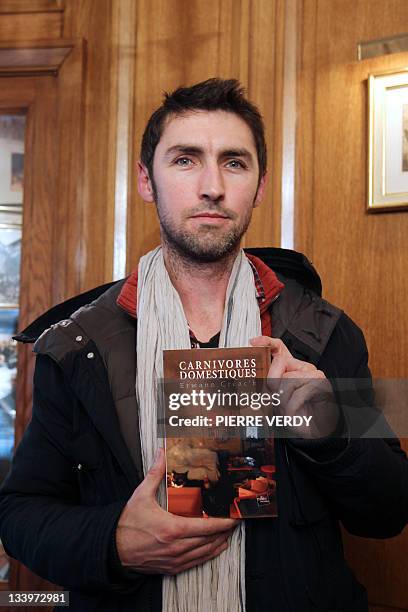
[136,246,261,612]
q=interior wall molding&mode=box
[0,38,77,76]
[0,0,64,14]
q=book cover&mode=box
[162,346,278,519]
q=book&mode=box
[162,346,278,519]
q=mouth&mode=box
[191,212,229,219]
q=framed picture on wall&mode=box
[368,69,408,212]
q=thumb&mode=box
[249,335,272,346]
[138,447,166,497]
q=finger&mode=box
[250,336,288,357]
[292,359,317,372]
[181,532,228,552]
[282,369,325,379]
[170,532,229,566]
[136,448,166,498]
[169,539,230,575]
[268,354,318,379]
[254,338,305,377]
[250,336,296,365]
[250,335,284,348]
[267,354,288,379]
[282,370,318,379]
[173,515,239,538]
[286,388,339,438]
[125,532,230,575]
[157,531,228,556]
[251,337,319,376]
[267,354,308,379]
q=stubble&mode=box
[157,200,254,264]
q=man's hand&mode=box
[250,336,339,439]
[115,448,238,576]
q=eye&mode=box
[175,157,193,166]
[226,159,246,169]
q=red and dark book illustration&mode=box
[163,347,278,519]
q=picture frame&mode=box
[368,69,408,212]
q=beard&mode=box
[156,200,254,263]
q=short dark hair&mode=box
[140,78,267,185]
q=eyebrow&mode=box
[164,144,254,163]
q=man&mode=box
[0,79,407,612]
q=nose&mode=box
[198,162,225,203]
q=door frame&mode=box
[0,38,86,599]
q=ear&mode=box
[137,161,155,203]
[253,173,267,208]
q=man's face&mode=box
[138,110,266,262]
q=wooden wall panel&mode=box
[127,0,285,271]
[0,0,63,12]
[296,1,408,609]
[244,0,285,250]
[297,0,408,378]
[19,77,58,331]
[0,12,62,41]
[52,40,87,302]
[62,0,119,288]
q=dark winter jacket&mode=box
[0,248,407,612]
